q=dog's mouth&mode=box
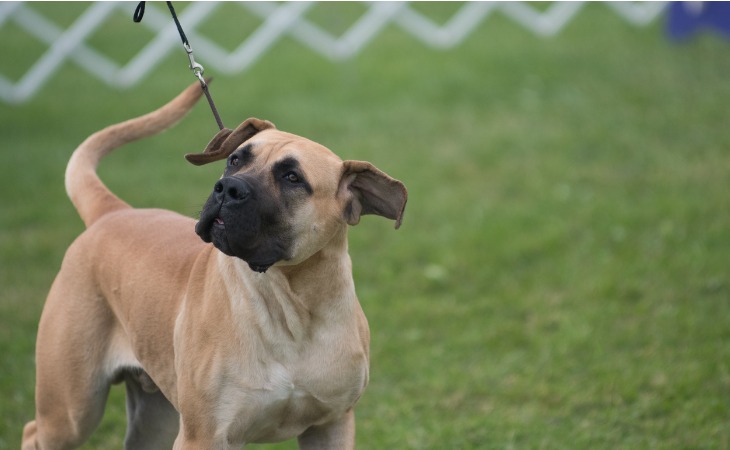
[248,263,274,273]
[202,217,275,272]
[195,200,289,274]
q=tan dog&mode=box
[22,83,407,450]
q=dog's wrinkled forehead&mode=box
[231,134,343,198]
[245,131,342,172]
[225,132,303,176]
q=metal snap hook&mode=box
[184,43,206,86]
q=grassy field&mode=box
[2,2,729,449]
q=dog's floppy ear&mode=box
[339,160,408,229]
[185,118,276,166]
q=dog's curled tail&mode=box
[65,82,204,227]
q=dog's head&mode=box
[187,119,407,273]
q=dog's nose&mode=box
[214,177,251,202]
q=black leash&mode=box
[134,1,225,131]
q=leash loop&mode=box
[133,2,145,23]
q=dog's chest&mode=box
[220,345,368,443]
[212,258,369,442]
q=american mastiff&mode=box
[22,83,407,450]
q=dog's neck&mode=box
[216,227,358,344]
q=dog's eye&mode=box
[228,155,239,167]
[284,171,300,183]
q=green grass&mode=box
[2,2,729,449]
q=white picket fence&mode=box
[0,1,667,104]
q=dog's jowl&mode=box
[22,83,407,450]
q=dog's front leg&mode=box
[173,433,231,450]
[297,409,356,450]
[172,420,231,450]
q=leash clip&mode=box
[184,43,206,86]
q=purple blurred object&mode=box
[667,1,730,40]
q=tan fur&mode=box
[65,82,204,227]
[23,83,406,450]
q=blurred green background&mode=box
[1,2,729,449]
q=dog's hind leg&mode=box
[123,369,180,450]
[22,271,114,450]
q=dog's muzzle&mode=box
[196,176,291,273]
